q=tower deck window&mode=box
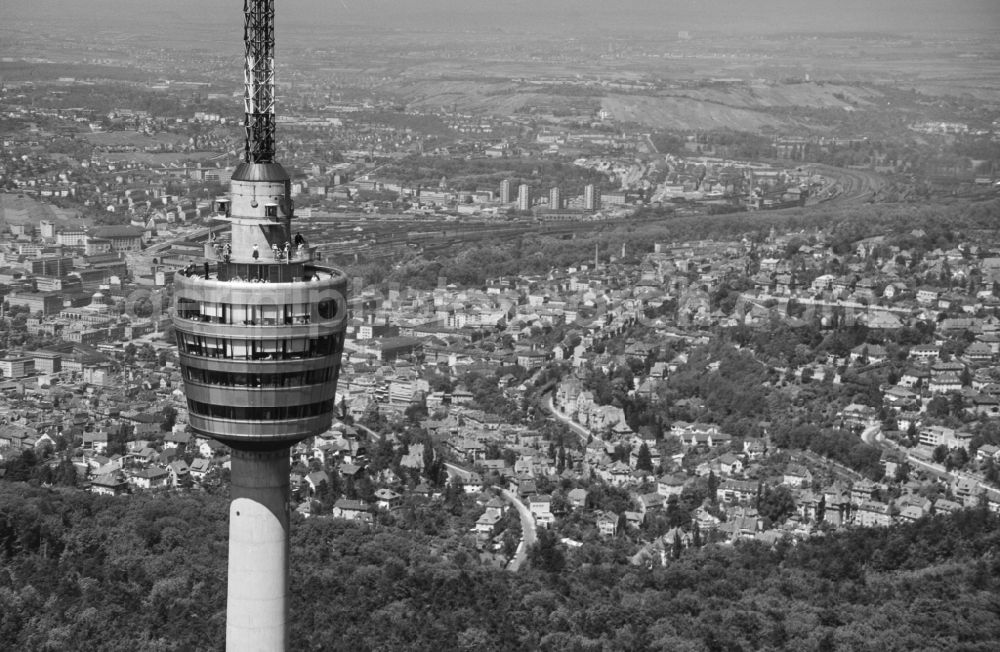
[318,298,337,319]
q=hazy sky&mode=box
[8,0,1000,36]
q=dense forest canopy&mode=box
[372,157,617,195]
[0,484,998,651]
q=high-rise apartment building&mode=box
[549,187,561,210]
[584,184,599,211]
[517,183,531,212]
[499,179,512,203]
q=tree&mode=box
[422,437,436,474]
[672,530,683,560]
[501,528,519,558]
[758,485,796,524]
[707,471,720,500]
[404,401,428,423]
[527,528,565,573]
[926,396,950,419]
[945,447,969,471]
[55,459,79,487]
[635,443,653,472]
[161,406,177,432]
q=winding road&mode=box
[542,391,591,446]
[499,488,537,572]
[861,424,1000,501]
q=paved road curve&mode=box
[499,488,537,572]
[542,391,591,446]
[861,424,1000,501]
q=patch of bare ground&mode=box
[667,82,884,109]
[389,79,893,131]
[601,94,787,131]
[0,193,88,226]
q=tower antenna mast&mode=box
[244,0,276,164]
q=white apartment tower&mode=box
[499,179,512,203]
[517,184,531,212]
[549,187,561,210]
[584,184,599,211]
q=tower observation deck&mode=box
[172,2,346,650]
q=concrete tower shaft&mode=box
[226,448,290,649]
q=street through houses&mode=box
[542,391,591,446]
[862,424,1000,503]
[500,488,537,572]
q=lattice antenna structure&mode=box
[243,0,276,163]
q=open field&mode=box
[81,131,188,148]
[96,151,226,166]
[0,193,90,227]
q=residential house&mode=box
[374,488,402,511]
[782,464,813,488]
[716,479,758,503]
[80,431,109,453]
[855,500,892,527]
[719,514,761,540]
[883,386,919,409]
[840,403,877,428]
[90,471,129,496]
[332,499,374,523]
[916,287,941,305]
[928,372,963,394]
[899,367,931,388]
[130,466,169,490]
[567,487,589,510]
[965,341,994,363]
[167,460,189,487]
[188,458,212,481]
[624,511,644,530]
[976,444,1000,464]
[529,494,555,528]
[637,492,665,515]
[596,511,619,537]
[850,479,878,505]
[743,438,767,461]
[475,509,502,537]
[934,498,963,514]
[656,473,687,497]
[717,453,744,476]
[306,470,331,495]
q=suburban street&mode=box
[860,424,1000,501]
[499,488,537,572]
[542,391,591,446]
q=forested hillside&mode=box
[354,199,1000,290]
[0,484,998,651]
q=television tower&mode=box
[173,2,347,650]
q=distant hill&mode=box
[9,1,999,37]
[386,79,885,132]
